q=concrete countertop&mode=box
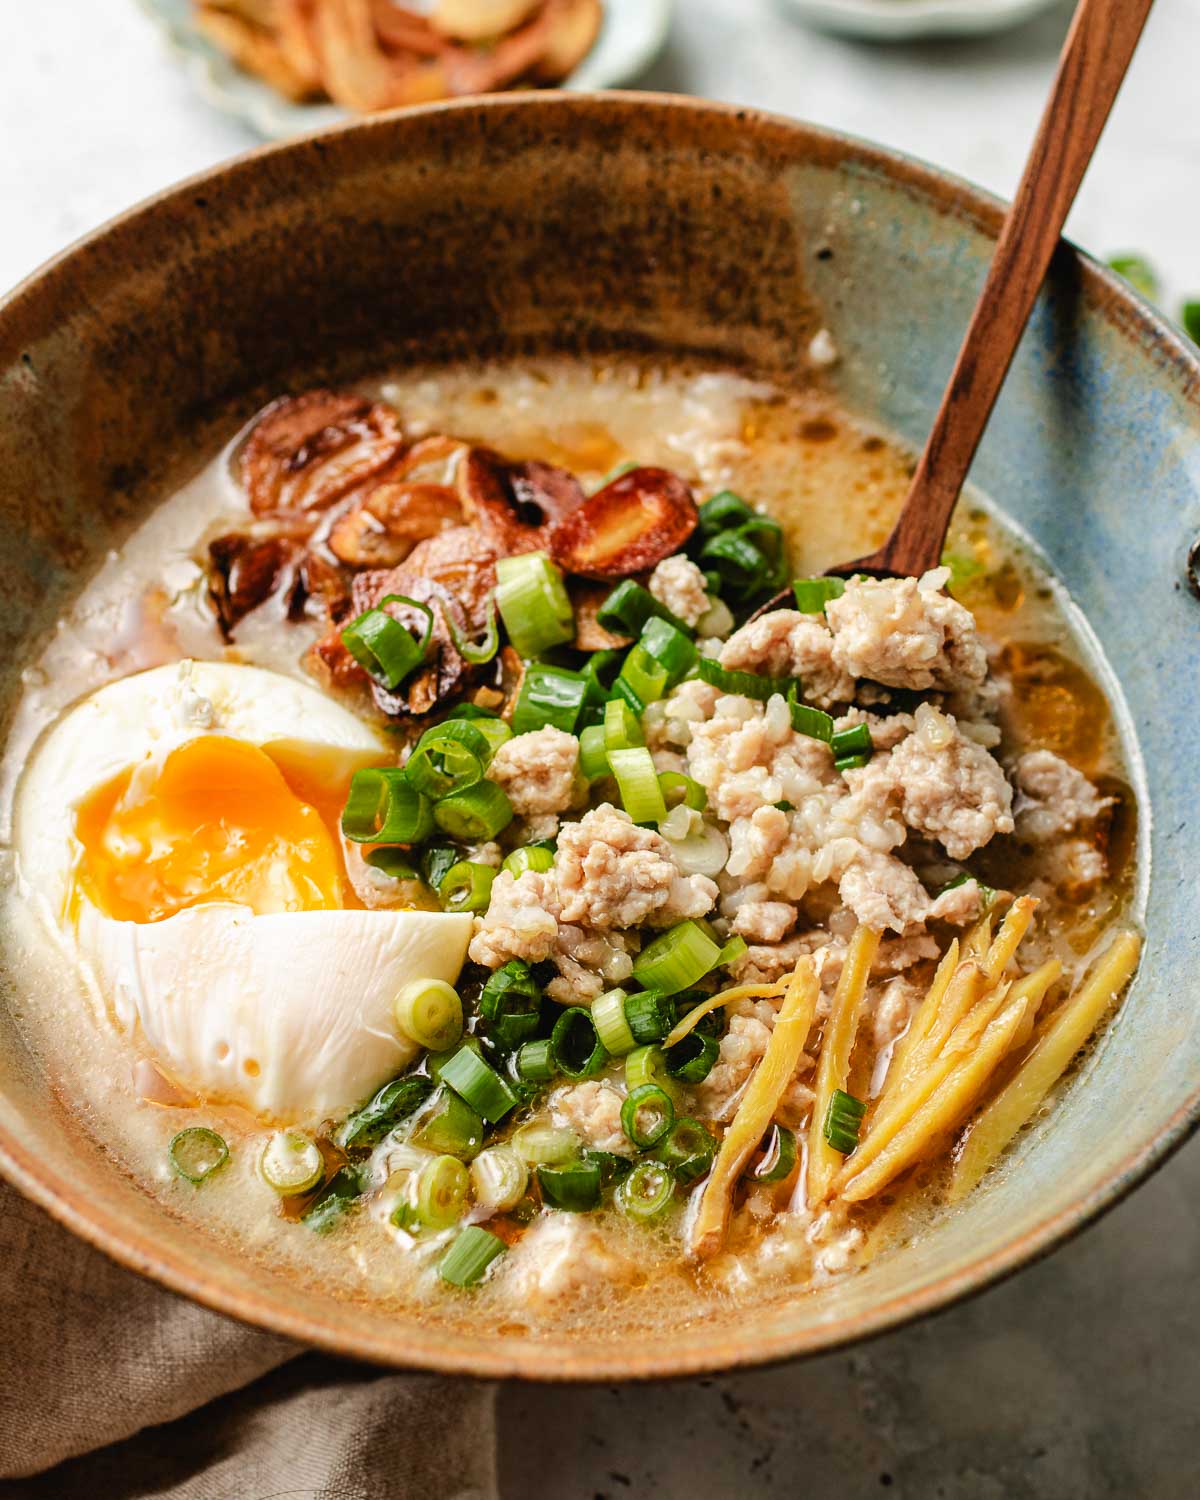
[3,1,1198,1494]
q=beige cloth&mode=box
[0,1182,497,1497]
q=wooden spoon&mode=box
[825,0,1156,582]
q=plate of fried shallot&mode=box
[140,0,673,139]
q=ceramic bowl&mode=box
[0,94,1195,1380]
[779,0,1063,42]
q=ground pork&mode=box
[870,973,925,1058]
[720,610,854,708]
[825,566,988,693]
[648,554,710,629]
[860,703,1014,861]
[686,692,839,823]
[468,869,559,967]
[505,1214,632,1304]
[838,850,937,935]
[546,925,636,1004]
[549,1081,629,1154]
[647,677,722,751]
[487,726,581,817]
[926,876,985,926]
[731,900,797,944]
[697,997,816,1124]
[1013,749,1113,841]
[554,804,718,930]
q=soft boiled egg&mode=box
[14,660,473,1124]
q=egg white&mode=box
[14,660,473,1124]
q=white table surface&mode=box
[4,3,1199,1496]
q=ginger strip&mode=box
[663,981,786,1049]
[806,926,879,1207]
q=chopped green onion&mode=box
[621,1083,675,1149]
[426,1034,481,1083]
[409,1086,485,1160]
[698,489,755,535]
[495,551,574,658]
[624,990,674,1045]
[394,979,464,1052]
[335,1075,434,1150]
[941,550,986,593]
[615,1160,675,1220]
[550,1007,608,1080]
[747,1122,798,1183]
[439,1224,506,1287]
[604,695,644,750]
[259,1130,324,1196]
[654,1117,716,1184]
[415,1153,470,1229]
[433,781,514,841]
[578,723,610,781]
[511,1120,579,1165]
[665,1030,719,1083]
[609,746,668,824]
[1107,253,1161,301]
[695,596,735,639]
[515,1037,557,1083]
[835,752,872,773]
[341,594,434,689]
[633,920,722,995]
[625,1044,679,1100]
[341,768,433,844]
[421,843,461,892]
[614,644,670,707]
[470,1146,529,1213]
[830,723,872,760]
[592,988,636,1056]
[404,720,492,798]
[787,687,834,742]
[502,845,555,879]
[596,579,689,638]
[301,1165,362,1233]
[512,663,588,735]
[696,656,794,702]
[1183,301,1200,345]
[446,598,500,665]
[365,847,421,879]
[438,860,496,914]
[640,614,696,678]
[479,961,543,1048]
[168,1127,228,1185]
[580,647,624,706]
[700,526,785,602]
[792,577,846,613]
[610,674,645,718]
[716,935,748,970]
[823,1088,867,1155]
[657,771,707,811]
[447,704,512,755]
[439,1046,518,1124]
[538,1158,602,1212]
[583,1149,633,1187]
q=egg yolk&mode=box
[74,735,346,922]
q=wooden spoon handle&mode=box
[850,0,1155,580]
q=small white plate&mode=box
[137,0,674,141]
[779,0,1063,42]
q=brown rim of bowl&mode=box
[0,91,1197,1381]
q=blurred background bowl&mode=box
[779,0,1064,42]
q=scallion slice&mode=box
[657,770,707,812]
[502,845,555,878]
[439,1046,518,1124]
[433,781,514,841]
[609,746,669,824]
[334,1075,434,1151]
[592,988,635,1057]
[511,1120,580,1165]
[716,935,748,970]
[439,1224,506,1287]
[479,961,542,1049]
[604,695,644,751]
[610,675,645,718]
[787,687,835,742]
[830,723,872,760]
[614,644,670,707]
[654,1117,716,1184]
[168,1127,229,1185]
[578,723,610,781]
[537,1157,602,1212]
[447,704,513,756]
[621,1083,675,1149]
[747,1122,798,1183]
[583,1149,633,1187]
[792,577,846,613]
[421,843,461,892]
[415,1153,470,1229]
[259,1130,324,1196]
[301,1165,362,1233]
[438,860,496,914]
[340,594,434,689]
[404,720,492,798]
[615,1160,675,1220]
[511,663,588,735]
[341,768,434,845]
[409,1086,485,1160]
[515,1038,557,1083]
[495,551,574,659]
[596,579,690,639]
[665,1030,719,1083]
[695,656,794,702]
[365,847,422,880]
[625,1044,679,1100]
[633,920,722,995]
[698,489,755,535]
[470,1146,529,1214]
[624,990,674,1045]
[822,1088,867,1155]
[550,1007,608,1080]
[446,599,500,665]
[394,979,464,1053]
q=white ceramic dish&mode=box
[137,0,673,140]
[779,0,1062,42]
